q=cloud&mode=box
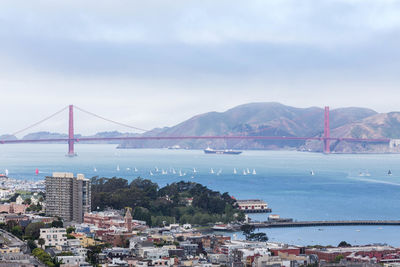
[0,0,400,134]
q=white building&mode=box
[39,228,67,247]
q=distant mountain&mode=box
[119,102,378,151]
[18,131,137,144]
[305,112,400,153]
[0,134,17,140]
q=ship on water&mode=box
[204,147,242,155]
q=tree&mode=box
[66,226,75,234]
[338,241,351,247]
[11,225,23,239]
[51,219,63,228]
[38,238,45,248]
[23,198,32,205]
[25,222,44,240]
[333,255,344,263]
[27,239,37,251]
[240,224,268,242]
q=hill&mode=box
[119,102,378,151]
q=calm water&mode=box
[1,144,400,246]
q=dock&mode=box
[250,220,400,228]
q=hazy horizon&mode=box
[1,0,400,135]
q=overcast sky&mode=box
[1,0,400,136]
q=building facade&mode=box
[39,228,67,247]
[45,172,91,223]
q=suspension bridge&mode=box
[0,105,390,156]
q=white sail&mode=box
[134,167,138,172]
[149,171,153,176]
[193,168,197,173]
[252,169,256,175]
[116,165,120,171]
[233,168,237,174]
[246,168,250,174]
[93,167,97,172]
[243,169,247,175]
[5,169,9,176]
[210,168,214,174]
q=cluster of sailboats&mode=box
[93,165,258,177]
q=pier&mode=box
[249,220,400,228]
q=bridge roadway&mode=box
[249,220,400,228]
[0,136,391,144]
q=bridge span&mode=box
[0,105,392,155]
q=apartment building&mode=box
[45,172,91,223]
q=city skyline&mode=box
[1,0,400,135]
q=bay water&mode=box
[1,144,400,246]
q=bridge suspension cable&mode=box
[11,106,69,137]
[74,106,148,132]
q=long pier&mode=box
[249,220,400,228]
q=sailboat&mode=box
[233,168,237,174]
[310,170,315,176]
[126,167,130,171]
[193,168,197,173]
[243,169,247,175]
[172,168,176,174]
[134,167,138,172]
[246,168,250,174]
[162,169,167,175]
[210,168,215,174]
[93,167,97,172]
[149,171,154,176]
[155,167,159,172]
[217,169,222,175]
[116,165,120,172]
[252,169,256,175]
[35,168,39,175]
[5,169,9,177]
[179,170,183,177]
[388,170,392,176]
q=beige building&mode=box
[45,172,91,223]
[39,228,67,247]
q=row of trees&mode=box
[91,177,245,226]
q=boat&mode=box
[93,167,97,172]
[5,169,9,177]
[0,173,7,178]
[172,168,176,174]
[134,167,138,172]
[210,168,214,174]
[388,170,392,176]
[246,168,250,174]
[233,168,237,174]
[310,170,315,176]
[116,165,120,172]
[252,169,256,175]
[149,171,153,176]
[204,147,242,155]
[35,168,39,175]
[193,168,197,173]
[242,169,247,175]
[212,224,234,231]
[217,169,222,175]
[179,170,183,177]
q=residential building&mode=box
[39,228,67,247]
[45,172,91,223]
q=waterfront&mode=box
[1,144,400,246]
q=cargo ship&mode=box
[204,147,242,155]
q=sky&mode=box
[1,0,400,136]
